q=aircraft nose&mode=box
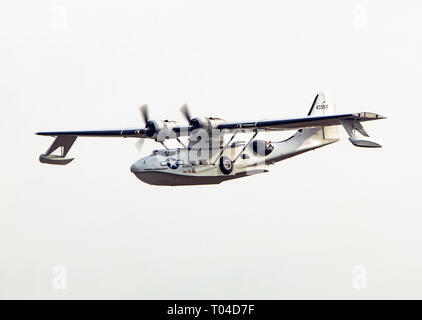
[130,161,142,173]
[130,163,137,173]
[130,158,150,173]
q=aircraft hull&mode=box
[132,170,263,186]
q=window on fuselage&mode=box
[252,140,274,156]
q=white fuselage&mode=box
[130,126,339,186]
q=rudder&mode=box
[307,91,335,116]
[303,91,339,141]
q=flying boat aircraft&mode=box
[36,92,385,186]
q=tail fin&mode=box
[297,91,339,142]
[307,91,335,116]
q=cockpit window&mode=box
[151,150,178,157]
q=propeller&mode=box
[135,138,145,152]
[135,104,149,152]
[135,103,196,153]
[140,104,149,124]
[180,104,192,123]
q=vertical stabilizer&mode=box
[307,91,335,116]
[301,91,339,141]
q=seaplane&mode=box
[36,92,385,186]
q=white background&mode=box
[1,0,420,299]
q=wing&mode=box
[36,128,151,165]
[36,128,147,138]
[217,112,385,131]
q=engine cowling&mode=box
[188,117,226,148]
[146,120,181,142]
[190,117,225,133]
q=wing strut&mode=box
[232,131,258,163]
[176,137,187,148]
[160,141,170,150]
[212,131,239,165]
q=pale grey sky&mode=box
[1,0,421,299]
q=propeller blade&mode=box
[140,104,149,124]
[135,138,145,152]
[180,104,191,122]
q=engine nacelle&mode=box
[146,120,181,142]
[190,117,225,133]
[188,117,226,148]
